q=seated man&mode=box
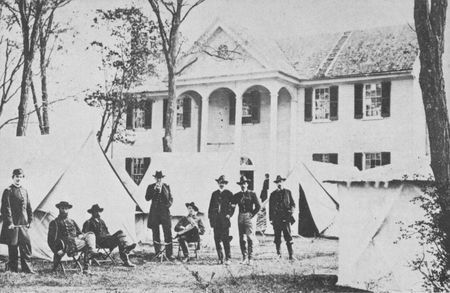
[82,204,136,267]
[47,201,98,274]
[174,202,205,262]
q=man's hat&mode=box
[87,204,104,214]
[215,175,228,184]
[185,202,199,212]
[274,175,286,183]
[55,201,73,209]
[237,175,251,185]
[12,168,24,177]
[153,171,165,179]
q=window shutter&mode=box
[330,86,339,121]
[329,153,338,164]
[354,152,363,170]
[126,104,133,129]
[125,158,132,176]
[229,96,236,125]
[381,152,391,165]
[381,81,391,117]
[182,97,191,128]
[312,154,322,162]
[144,100,152,129]
[251,92,260,123]
[162,99,168,128]
[304,88,313,121]
[354,84,363,119]
[143,157,151,173]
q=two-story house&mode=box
[113,21,426,189]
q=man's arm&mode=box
[252,192,261,217]
[26,191,33,225]
[145,185,154,201]
[174,217,186,232]
[47,220,57,253]
[1,189,13,227]
[198,218,205,235]
[164,184,173,208]
[74,220,82,236]
[288,190,295,212]
[227,191,236,218]
[82,220,91,234]
[269,192,274,222]
[208,192,215,221]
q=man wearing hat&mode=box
[269,175,296,260]
[47,201,97,273]
[174,202,205,262]
[208,175,235,265]
[145,170,174,259]
[0,168,34,273]
[232,175,260,265]
[82,204,137,267]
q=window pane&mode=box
[176,99,184,127]
[364,83,382,117]
[314,88,330,120]
[365,152,382,169]
[134,107,145,128]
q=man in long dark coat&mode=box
[0,168,34,273]
[269,175,296,260]
[145,170,174,259]
[82,204,136,267]
[233,175,260,265]
[208,175,235,265]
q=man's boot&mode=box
[275,243,281,258]
[122,253,136,268]
[287,242,294,260]
[21,258,35,274]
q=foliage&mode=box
[85,6,160,153]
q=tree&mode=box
[146,0,206,152]
[414,0,450,289]
[86,7,159,153]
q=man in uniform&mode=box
[269,175,296,260]
[208,175,235,265]
[0,168,34,273]
[145,170,174,260]
[174,202,205,262]
[233,175,260,265]
[47,201,98,273]
[82,204,136,267]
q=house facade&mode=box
[112,22,428,189]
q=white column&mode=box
[269,86,279,175]
[234,92,243,153]
[289,88,298,170]
[200,94,209,152]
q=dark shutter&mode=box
[144,100,152,129]
[125,158,132,176]
[126,104,133,129]
[182,97,191,128]
[329,153,338,164]
[162,99,168,128]
[354,84,363,119]
[304,87,312,122]
[229,96,236,125]
[381,152,391,165]
[381,81,391,117]
[330,86,339,121]
[143,157,151,173]
[251,92,260,123]
[354,152,363,171]
[312,154,322,162]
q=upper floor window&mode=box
[354,81,391,119]
[305,86,338,122]
[314,88,330,120]
[312,153,338,164]
[125,157,150,185]
[354,152,391,170]
[126,100,152,130]
[364,83,382,118]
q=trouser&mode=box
[178,229,199,257]
[8,243,32,272]
[75,232,96,270]
[273,221,293,256]
[213,221,231,260]
[238,212,255,259]
[98,230,133,263]
[152,217,173,257]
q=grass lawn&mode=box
[0,236,369,293]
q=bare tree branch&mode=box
[175,56,197,76]
[180,0,205,23]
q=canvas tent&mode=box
[327,158,433,292]
[122,152,240,244]
[0,132,138,260]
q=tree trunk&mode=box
[16,57,32,136]
[31,79,44,134]
[39,42,49,134]
[163,68,176,152]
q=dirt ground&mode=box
[0,236,369,293]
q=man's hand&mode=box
[26,223,31,229]
[56,250,64,256]
[226,215,230,219]
[8,224,14,230]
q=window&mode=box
[176,99,184,127]
[133,107,145,128]
[354,152,391,170]
[312,153,338,164]
[364,83,382,118]
[314,88,330,120]
[125,157,150,185]
[242,91,260,124]
[163,98,191,128]
[126,100,152,130]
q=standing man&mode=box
[145,170,174,260]
[47,201,98,273]
[233,175,260,265]
[174,202,205,262]
[0,168,34,273]
[208,175,235,265]
[82,204,137,267]
[260,173,270,203]
[269,175,295,260]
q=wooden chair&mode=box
[177,238,201,260]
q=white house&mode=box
[112,21,427,190]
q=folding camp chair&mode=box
[51,240,86,274]
[92,246,117,265]
[150,240,175,262]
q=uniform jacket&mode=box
[0,185,32,246]
[82,217,110,240]
[208,189,235,228]
[47,215,82,255]
[269,188,295,223]
[233,190,261,217]
[174,214,205,236]
[145,182,173,229]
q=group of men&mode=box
[0,167,296,273]
[145,170,296,265]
